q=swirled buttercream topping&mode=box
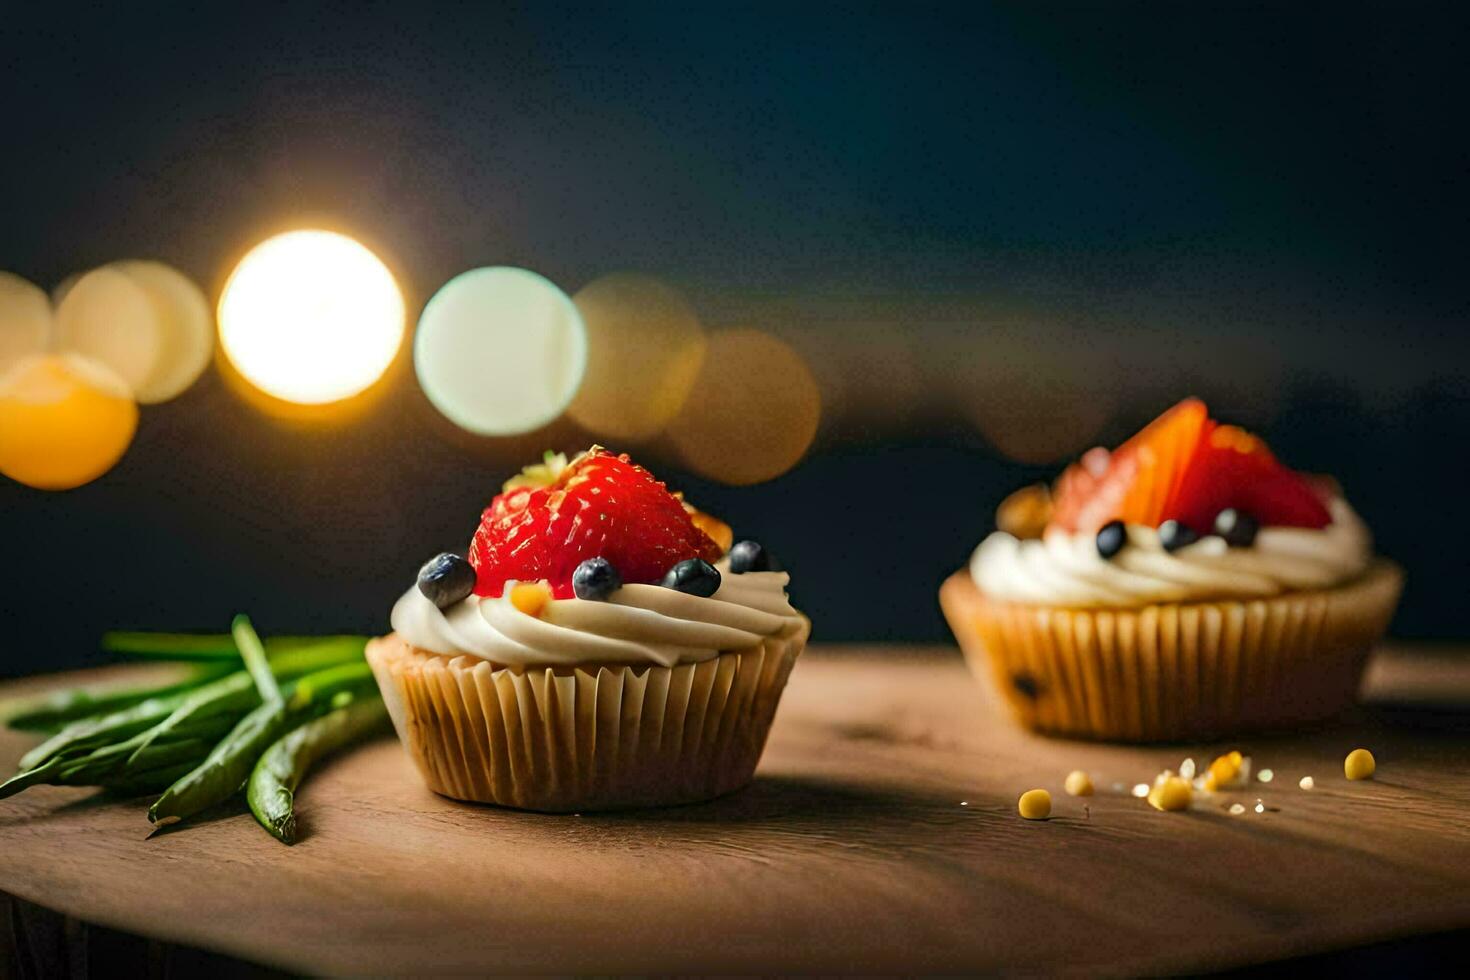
[392,559,802,668]
[971,499,1372,607]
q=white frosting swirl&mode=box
[391,559,803,668]
[971,499,1373,607]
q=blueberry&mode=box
[728,539,780,574]
[416,553,477,609]
[572,557,622,600]
[1213,508,1259,548]
[1012,672,1041,700]
[660,558,721,597]
[1158,520,1199,553]
[1095,520,1127,559]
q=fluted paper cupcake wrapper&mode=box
[366,620,809,812]
[940,561,1402,742]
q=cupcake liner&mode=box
[366,619,809,811]
[940,561,1402,741]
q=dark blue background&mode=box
[1,2,1466,675]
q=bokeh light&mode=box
[218,230,405,405]
[0,272,51,375]
[112,260,214,403]
[567,274,705,441]
[52,267,161,395]
[0,353,138,490]
[664,328,820,485]
[415,267,586,436]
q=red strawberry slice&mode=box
[1051,398,1209,533]
[468,448,723,599]
[1049,399,1330,535]
[1164,424,1330,533]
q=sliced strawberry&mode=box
[1051,398,1209,533]
[1048,399,1330,535]
[468,448,723,599]
[1164,424,1330,533]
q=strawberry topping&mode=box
[1050,399,1331,535]
[468,448,724,599]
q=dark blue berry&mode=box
[1158,520,1199,552]
[1011,672,1040,700]
[1213,508,1259,548]
[572,557,622,600]
[661,558,721,597]
[416,553,477,609]
[1095,520,1127,559]
[728,539,780,574]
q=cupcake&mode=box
[940,399,1402,741]
[367,447,809,811]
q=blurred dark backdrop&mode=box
[2,2,1467,676]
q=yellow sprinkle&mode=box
[1148,776,1192,812]
[1018,788,1051,820]
[509,581,552,618]
[1204,750,1243,791]
[1345,748,1376,781]
[1299,776,1315,790]
[1064,770,1094,797]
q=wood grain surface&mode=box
[1,645,1467,975]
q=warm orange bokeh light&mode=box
[665,329,820,485]
[0,353,138,490]
[567,274,705,442]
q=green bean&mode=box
[17,688,197,773]
[101,631,368,662]
[232,615,281,705]
[1,663,236,733]
[148,661,376,827]
[0,731,217,800]
[13,641,368,778]
[248,695,389,843]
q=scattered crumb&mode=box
[1179,758,1196,780]
[1131,783,1150,798]
[1299,776,1314,790]
[1345,747,1376,781]
[1254,800,1266,814]
[1229,803,1246,815]
[1064,770,1094,797]
[1258,768,1274,783]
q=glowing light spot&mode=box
[53,267,161,395]
[0,353,138,490]
[415,267,586,436]
[567,274,705,441]
[112,261,213,403]
[664,329,820,485]
[218,231,405,405]
[0,272,51,375]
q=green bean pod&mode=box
[1,664,236,733]
[248,695,389,843]
[101,631,368,662]
[12,640,369,782]
[148,661,376,828]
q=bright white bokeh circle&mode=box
[415,267,587,435]
[218,230,405,404]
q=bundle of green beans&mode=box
[0,616,390,845]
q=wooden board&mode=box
[1,645,1468,975]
